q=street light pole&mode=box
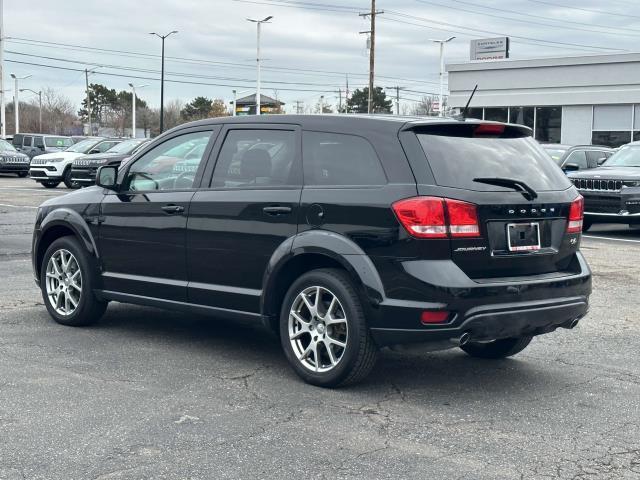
[20,88,42,133]
[247,16,273,116]
[10,73,31,134]
[150,30,178,133]
[0,0,5,138]
[128,83,148,138]
[430,36,455,117]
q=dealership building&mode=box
[446,52,640,147]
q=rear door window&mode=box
[586,150,608,168]
[22,136,33,147]
[302,131,387,186]
[416,127,569,192]
[34,136,45,148]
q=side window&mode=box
[34,136,45,148]
[12,134,22,148]
[302,131,387,186]
[96,141,119,153]
[211,129,299,188]
[22,136,33,147]
[586,150,607,168]
[563,150,588,169]
[124,131,212,191]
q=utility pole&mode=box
[150,31,178,133]
[0,0,5,138]
[319,95,324,115]
[85,69,92,135]
[337,88,343,113]
[294,100,303,114]
[387,86,405,115]
[431,36,455,117]
[359,1,383,114]
[247,16,273,116]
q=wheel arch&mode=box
[36,209,99,279]
[260,231,386,332]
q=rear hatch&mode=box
[399,122,582,280]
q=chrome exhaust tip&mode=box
[452,331,471,347]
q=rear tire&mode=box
[63,167,79,189]
[279,268,378,388]
[582,220,593,232]
[41,181,60,189]
[40,236,107,327]
[461,336,533,359]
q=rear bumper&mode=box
[368,252,592,347]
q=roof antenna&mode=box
[456,84,478,121]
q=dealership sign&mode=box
[470,37,510,61]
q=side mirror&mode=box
[96,165,118,190]
[597,157,607,166]
[89,148,101,154]
[562,163,580,172]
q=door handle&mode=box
[263,206,292,215]
[161,204,185,214]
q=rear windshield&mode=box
[417,132,570,192]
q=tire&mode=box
[63,167,79,189]
[280,268,378,388]
[41,181,61,188]
[17,172,28,178]
[582,219,593,232]
[460,336,533,359]
[40,236,107,327]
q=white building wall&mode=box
[561,106,592,145]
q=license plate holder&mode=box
[507,222,541,252]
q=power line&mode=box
[7,36,435,85]
[415,0,640,38]
[523,0,640,20]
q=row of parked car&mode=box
[0,133,151,188]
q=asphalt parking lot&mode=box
[0,175,639,480]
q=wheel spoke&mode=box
[301,292,315,315]
[290,310,310,325]
[68,293,78,308]
[69,281,81,292]
[327,335,346,349]
[298,344,313,361]
[323,340,338,366]
[311,342,320,372]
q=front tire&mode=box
[63,167,79,189]
[17,172,28,178]
[40,236,107,326]
[280,268,378,387]
[461,336,533,359]
[41,180,60,189]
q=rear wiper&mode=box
[473,177,538,201]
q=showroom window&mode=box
[466,108,484,120]
[592,105,634,147]
[509,107,535,131]
[484,107,508,123]
[535,107,562,143]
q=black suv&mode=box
[31,116,592,387]
[568,141,640,230]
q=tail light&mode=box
[567,195,584,233]
[392,196,480,239]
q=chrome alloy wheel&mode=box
[45,249,82,316]
[288,286,349,373]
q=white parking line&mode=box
[0,187,63,193]
[0,203,38,209]
[584,235,640,244]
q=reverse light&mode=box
[567,195,584,233]
[392,196,481,239]
[421,310,450,324]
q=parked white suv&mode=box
[29,138,122,188]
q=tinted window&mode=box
[417,133,570,192]
[12,134,22,147]
[484,107,508,123]
[303,131,386,186]
[602,146,640,167]
[510,107,534,130]
[212,129,299,188]
[125,131,212,191]
[593,131,632,148]
[94,141,120,153]
[22,136,33,147]
[563,150,588,169]
[34,136,45,148]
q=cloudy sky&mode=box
[3,0,637,113]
